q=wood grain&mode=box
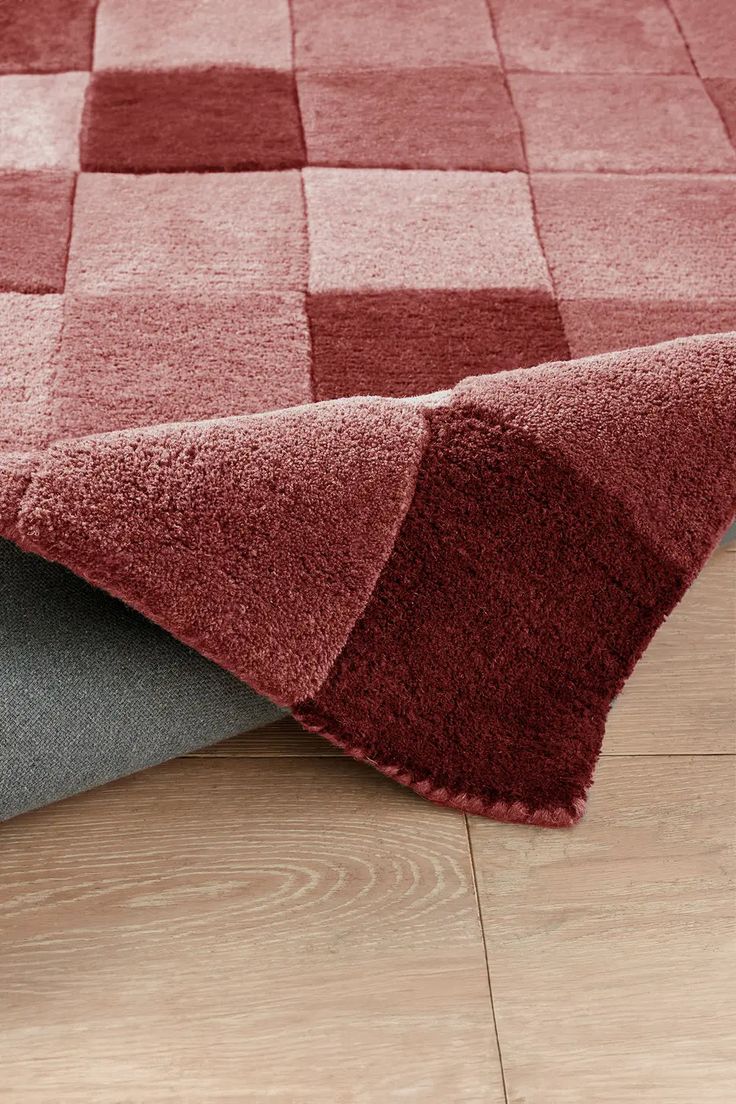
[606,547,735,754]
[188,713,337,757]
[469,755,736,1104]
[0,756,504,1104]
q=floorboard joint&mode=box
[463,814,510,1104]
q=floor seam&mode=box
[463,814,510,1104]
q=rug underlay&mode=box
[1,0,736,823]
[0,538,284,820]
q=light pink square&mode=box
[0,74,87,170]
[304,168,551,293]
[490,0,691,73]
[94,0,293,70]
[510,74,736,171]
[670,0,736,77]
[533,172,736,299]
[52,292,312,439]
[66,172,307,293]
[292,0,499,69]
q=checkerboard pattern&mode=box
[2,0,736,445]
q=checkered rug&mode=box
[1,0,735,823]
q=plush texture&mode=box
[509,74,736,172]
[298,67,524,170]
[1,0,735,824]
[490,0,691,73]
[297,339,736,824]
[80,67,306,172]
[8,399,427,703]
[707,80,736,147]
[93,0,294,72]
[0,172,75,293]
[0,0,96,73]
[0,73,87,170]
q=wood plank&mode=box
[0,756,504,1104]
[188,714,337,757]
[606,547,735,754]
[469,755,736,1104]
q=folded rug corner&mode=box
[3,332,734,826]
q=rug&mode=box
[1,0,735,824]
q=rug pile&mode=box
[1,0,735,823]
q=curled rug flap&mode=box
[2,333,735,825]
[4,397,427,704]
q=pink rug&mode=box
[1,0,735,825]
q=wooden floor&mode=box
[1,547,734,1103]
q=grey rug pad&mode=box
[0,538,284,820]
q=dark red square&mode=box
[0,0,96,73]
[80,67,306,172]
[0,171,75,293]
[308,290,569,401]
